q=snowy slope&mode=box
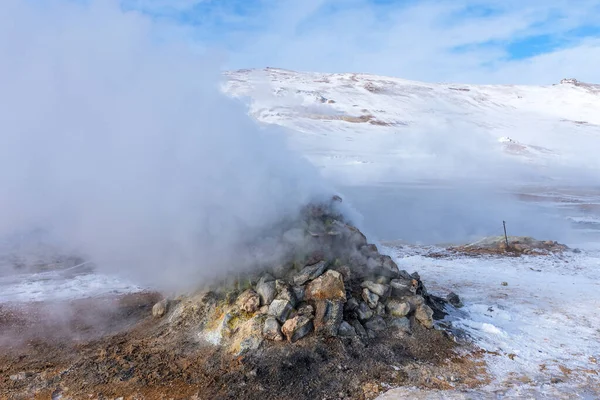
[223,69,600,184]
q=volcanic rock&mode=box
[415,304,435,329]
[263,317,283,341]
[297,303,314,318]
[447,292,463,308]
[237,289,260,313]
[282,315,314,342]
[275,280,297,307]
[356,302,373,321]
[390,278,417,297]
[305,270,346,301]
[268,299,293,323]
[256,275,277,306]
[361,288,379,309]
[152,299,168,318]
[364,315,386,332]
[338,321,356,337]
[361,280,391,298]
[386,299,411,317]
[314,300,344,337]
[293,260,328,285]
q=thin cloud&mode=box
[132,0,600,84]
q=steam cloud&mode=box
[0,1,334,290]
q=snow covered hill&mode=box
[223,69,600,185]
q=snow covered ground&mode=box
[379,244,600,399]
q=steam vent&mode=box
[158,196,444,350]
[3,196,475,400]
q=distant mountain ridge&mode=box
[223,68,600,184]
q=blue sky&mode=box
[73,1,600,83]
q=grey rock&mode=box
[275,280,297,307]
[338,321,356,337]
[361,280,391,297]
[373,255,401,278]
[364,315,387,332]
[314,300,344,337]
[351,319,368,338]
[388,317,411,333]
[263,316,283,341]
[375,303,386,316]
[256,278,277,306]
[268,299,293,323]
[447,292,463,308]
[415,304,434,329]
[361,244,379,258]
[345,297,359,311]
[362,288,379,309]
[292,286,305,303]
[398,269,413,280]
[390,278,416,297]
[282,315,314,342]
[293,260,328,285]
[297,303,314,318]
[152,299,168,318]
[386,299,411,317]
[356,301,373,321]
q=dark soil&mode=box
[0,293,487,400]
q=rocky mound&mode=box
[448,236,570,257]
[154,197,447,355]
[1,197,481,399]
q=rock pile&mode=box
[155,197,445,354]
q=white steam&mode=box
[0,1,331,289]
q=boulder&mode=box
[386,299,411,317]
[293,260,328,286]
[256,276,277,306]
[378,256,402,278]
[390,279,416,297]
[338,321,356,337]
[356,302,373,321]
[447,292,463,308]
[351,319,368,338]
[305,270,346,301]
[415,304,434,329]
[361,281,391,298]
[345,297,359,311]
[268,299,293,323]
[297,303,314,318]
[152,299,168,318]
[263,317,283,341]
[314,300,344,337]
[361,288,379,309]
[292,286,305,303]
[364,315,387,332]
[282,315,314,342]
[237,290,260,313]
[275,280,297,307]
